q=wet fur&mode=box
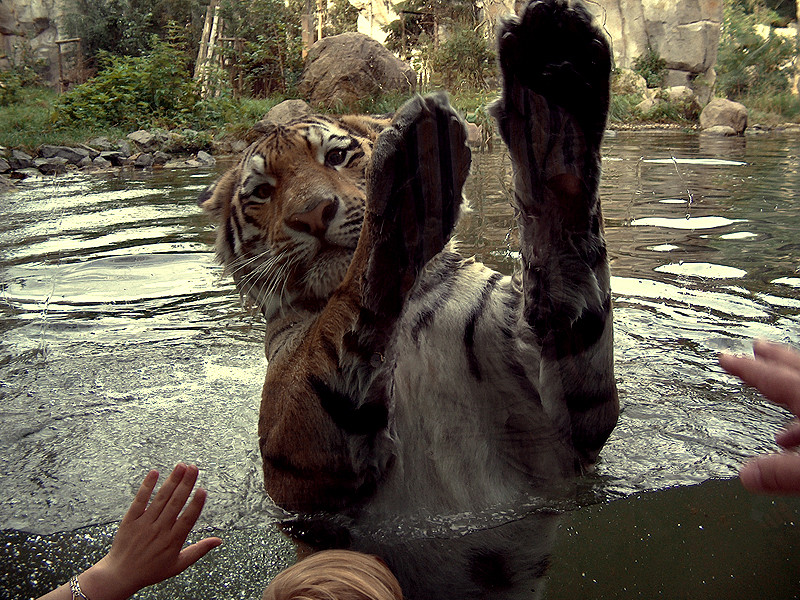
[201,1,618,597]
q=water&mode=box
[2,130,800,598]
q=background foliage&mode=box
[219,0,305,97]
[716,0,797,99]
[63,0,205,61]
[52,34,227,130]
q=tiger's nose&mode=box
[286,198,338,238]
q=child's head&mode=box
[262,550,403,600]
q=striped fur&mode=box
[202,1,617,596]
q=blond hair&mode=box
[262,550,403,600]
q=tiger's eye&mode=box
[253,183,273,199]
[325,149,347,167]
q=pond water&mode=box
[2,130,800,598]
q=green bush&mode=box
[608,93,642,123]
[0,62,42,107]
[219,0,304,97]
[632,47,667,88]
[63,0,205,60]
[716,2,795,100]
[431,26,496,91]
[52,37,228,130]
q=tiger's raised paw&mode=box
[491,0,610,217]
[358,93,471,317]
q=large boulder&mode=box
[700,98,748,135]
[264,99,312,124]
[298,32,416,110]
[572,1,722,104]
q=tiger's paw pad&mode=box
[363,93,470,298]
[492,0,611,155]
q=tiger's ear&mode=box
[339,114,391,141]
[198,167,239,220]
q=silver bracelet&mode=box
[69,575,90,600]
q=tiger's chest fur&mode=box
[259,246,601,519]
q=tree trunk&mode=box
[302,0,314,57]
[794,0,799,95]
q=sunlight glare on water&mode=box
[2,130,800,598]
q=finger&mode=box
[173,537,223,576]
[776,420,800,448]
[158,464,199,525]
[718,352,800,414]
[121,469,159,524]
[146,463,188,521]
[753,340,800,372]
[739,453,800,495]
[173,487,207,541]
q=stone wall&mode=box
[585,0,723,103]
[0,0,68,84]
[347,0,723,103]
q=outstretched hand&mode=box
[39,463,222,600]
[719,340,800,495]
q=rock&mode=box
[88,137,115,151]
[133,153,154,168]
[247,99,315,142]
[612,68,647,96]
[700,98,748,135]
[117,140,133,157]
[298,32,416,109]
[39,144,92,164]
[99,151,125,166]
[93,156,113,169]
[636,96,659,113]
[9,149,34,170]
[0,0,62,85]
[153,151,170,166]
[0,157,10,173]
[585,1,722,107]
[78,156,93,168]
[127,130,164,153]
[78,144,100,159]
[34,157,69,175]
[265,99,312,124]
[196,150,215,166]
[665,85,701,119]
[701,125,737,136]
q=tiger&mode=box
[200,0,618,596]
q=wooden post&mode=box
[302,0,314,57]
[195,0,222,98]
[55,38,82,93]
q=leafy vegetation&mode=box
[324,0,360,36]
[430,26,496,91]
[716,1,797,99]
[52,35,228,131]
[217,0,305,97]
[63,0,205,61]
[383,0,479,60]
[632,47,667,88]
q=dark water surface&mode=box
[2,130,800,598]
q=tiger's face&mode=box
[200,115,386,318]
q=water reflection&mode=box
[2,130,800,598]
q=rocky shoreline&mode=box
[0,128,225,191]
[3,108,800,193]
